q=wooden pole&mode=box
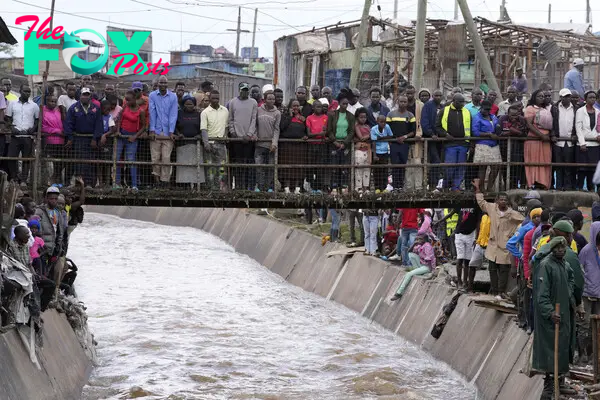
[554,303,560,400]
[349,0,371,89]
[248,8,258,76]
[457,0,502,100]
[33,0,56,201]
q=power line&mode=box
[12,0,239,35]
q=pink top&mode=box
[110,105,122,122]
[42,106,64,144]
[30,236,44,260]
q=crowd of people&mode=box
[0,182,84,338]
[0,58,597,194]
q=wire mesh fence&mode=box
[0,135,594,197]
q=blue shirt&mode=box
[564,67,585,97]
[506,221,534,259]
[370,124,393,154]
[464,102,481,119]
[64,101,103,140]
[149,90,178,136]
[472,112,499,147]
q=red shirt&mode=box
[400,208,423,229]
[491,103,499,115]
[328,100,339,112]
[121,106,142,133]
[306,113,328,143]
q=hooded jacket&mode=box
[580,221,600,298]
[34,205,66,257]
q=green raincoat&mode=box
[532,252,574,374]
[533,242,583,362]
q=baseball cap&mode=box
[80,87,91,95]
[559,88,572,97]
[573,58,585,67]
[132,81,143,90]
[318,97,329,106]
[46,186,60,194]
[262,84,274,93]
[524,190,541,200]
[239,82,250,90]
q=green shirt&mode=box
[335,112,348,140]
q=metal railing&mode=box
[6,134,596,199]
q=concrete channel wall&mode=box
[0,310,93,400]
[91,206,544,400]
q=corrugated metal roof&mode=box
[0,17,17,45]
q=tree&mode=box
[0,44,16,57]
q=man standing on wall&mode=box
[228,82,258,190]
[474,178,524,298]
[149,76,178,188]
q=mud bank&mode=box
[90,206,542,400]
[0,309,94,400]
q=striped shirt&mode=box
[386,109,416,138]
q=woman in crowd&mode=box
[175,95,205,188]
[354,107,371,192]
[112,90,146,190]
[472,100,501,192]
[41,94,65,185]
[279,99,307,193]
[390,234,436,301]
[326,96,355,191]
[575,90,600,191]
[305,99,328,192]
[524,89,553,189]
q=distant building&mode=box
[214,46,234,58]
[189,45,214,57]
[106,26,152,74]
[241,47,258,59]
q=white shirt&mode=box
[6,98,39,133]
[556,102,575,147]
[575,106,600,147]
[57,95,77,112]
[346,101,364,115]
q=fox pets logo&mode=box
[16,15,171,76]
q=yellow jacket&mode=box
[476,214,491,247]
[537,235,578,252]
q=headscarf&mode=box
[28,219,41,230]
[418,88,431,96]
[529,208,542,219]
[182,95,196,106]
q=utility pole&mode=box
[349,0,371,89]
[548,3,551,23]
[226,7,249,58]
[457,0,503,100]
[248,8,258,76]
[394,0,398,20]
[586,0,591,24]
[454,0,458,20]
[413,0,427,88]
[499,0,507,20]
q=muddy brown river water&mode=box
[71,213,477,400]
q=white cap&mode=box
[262,84,274,93]
[573,58,585,67]
[318,97,329,106]
[80,87,91,94]
[46,186,60,194]
[559,88,572,97]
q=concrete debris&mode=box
[54,293,98,365]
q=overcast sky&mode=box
[2,0,598,62]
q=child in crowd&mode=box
[305,100,328,191]
[28,219,46,276]
[97,100,117,187]
[370,114,393,191]
[382,214,399,257]
[390,234,436,301]
[354,108,371,192]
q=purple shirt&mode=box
[512,76,528,94]
[414,242,436,271]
